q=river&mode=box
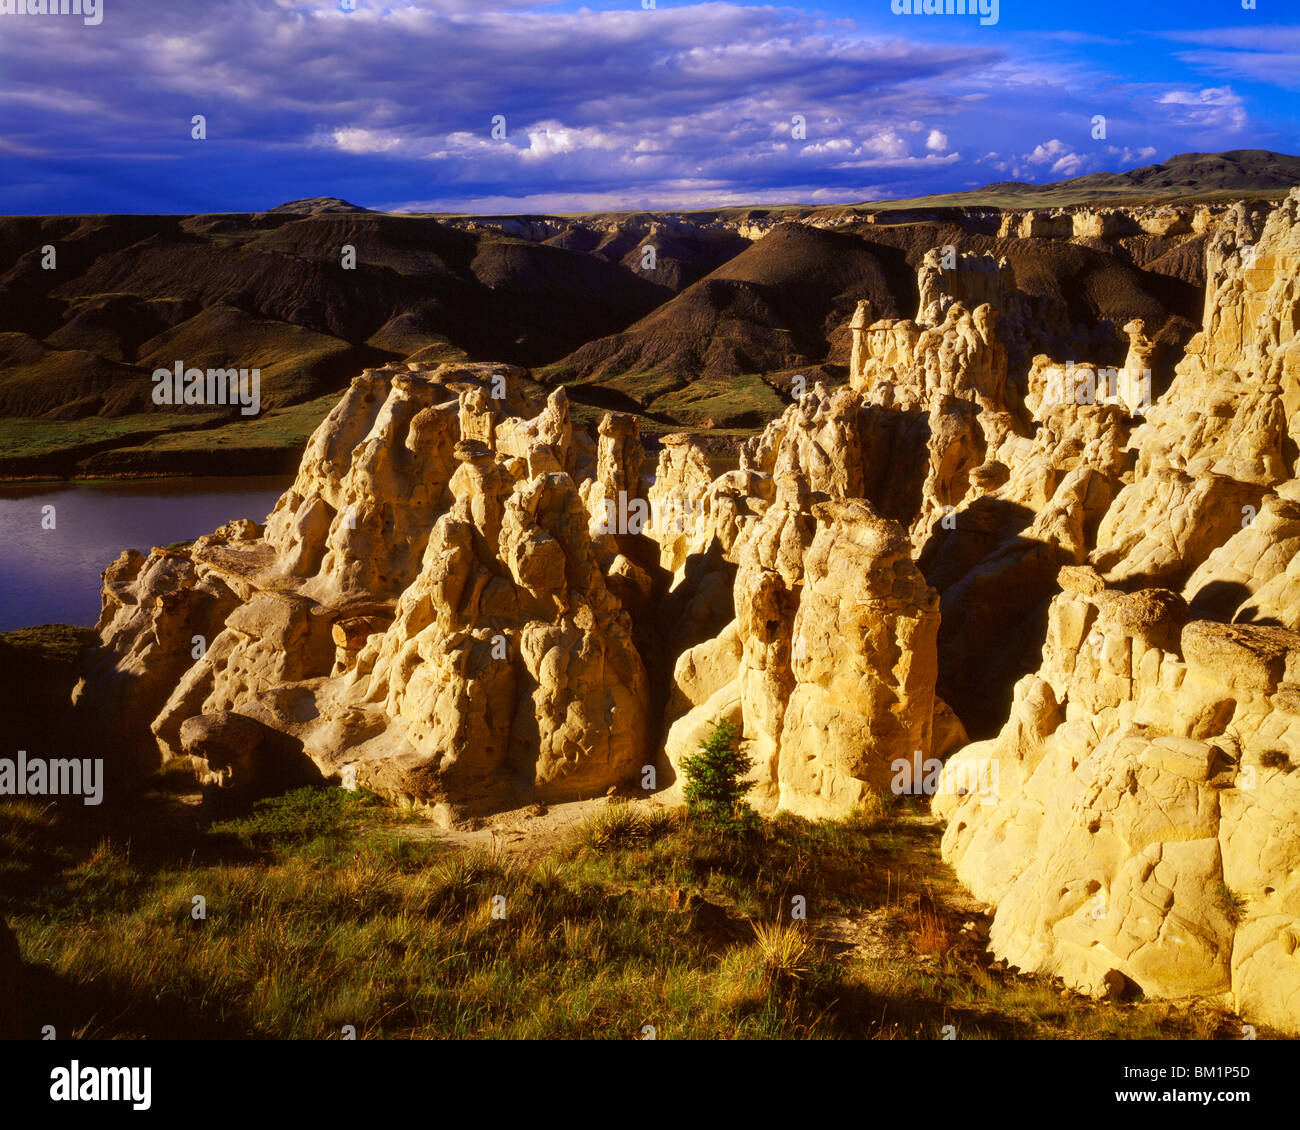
[0,477,291,632]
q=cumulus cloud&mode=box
[518,123,621,162]
[1024,139,1088,176]
[925,129,949,152]
[1025,139,1069,165]
[1011,138,1163,182]
[1156,87,1248,131]
[1107,145,1159,164]
[331,128,403,155]
[1,0,1018,210]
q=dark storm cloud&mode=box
[0,1,1283,212]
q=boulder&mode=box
[179,711,323,797]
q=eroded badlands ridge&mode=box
[75,189,1300,1030]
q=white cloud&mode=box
[1105,145,1158,165]
[1019,139,1090,178]
[799,138,855,156]
[386,180,893,214]
[865,129,911,159]
[520,122,621,162]
[331,128,403,155]
[1025,138,1072,165]
[1155,87,1247,131]
[0,0,1277,214]
[1164,25,1300,90]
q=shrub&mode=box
[680,720,761,836]
[208,785,381,850]
[1211,881,1249,926]
[1260,750,1292,772]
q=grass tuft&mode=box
[751,920,812,987]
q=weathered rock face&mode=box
[778,500,941,813]
[936,189,1300,1033]
[336,467,651,810]
[797,243,1150,741]
[1019,210,1074,239]
[999,202,1225,243]
[851,298,1013,418]
[1072,209,1139,239]
[937,567,1300,1032]
[1184,480,1300,625]
[71,543,243,776]
[663,480,942,819]
[1138,206,1195,236]
[847,239,1137,433]
[744,383,870,498]
[151,590,337,761]
[74,363,651,816]
[263,363,533,601]
[581,410,650,538]
[1202,194,1300,418]
[1085,194,1298,594]
[918,394,1130,736]
[916,249,1019,327]
[179,710,323,796]
[649,433,772,578]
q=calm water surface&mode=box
[0,477,291,632]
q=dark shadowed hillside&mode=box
[0,207,753,473]
[542,225,908,411]
[542,214,1207,425]
[0,209,733,424]
[2,150,1293,475]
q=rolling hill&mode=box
[2,149,1296,474]
[864,149,1300,211]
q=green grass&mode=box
[0,389,345,477]
[579,801,677,850]
[572,366,685,407]
[94,390,346,457]
[0,787,1259,1040]
[571,366,791,429]
[0,412,225,462]
[651,373,786,428]
[1211,881,1250,927]
[0,623,99,664]
[560,374,782,448]
[208,786,392,851]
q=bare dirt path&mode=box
[399,792,676,863]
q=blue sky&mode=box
[0,0,1295,214]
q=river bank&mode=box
[1,387,756,483]
[0,391,344,482]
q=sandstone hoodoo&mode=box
[72,189,1300,1033]
[936,188,1300,1034]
